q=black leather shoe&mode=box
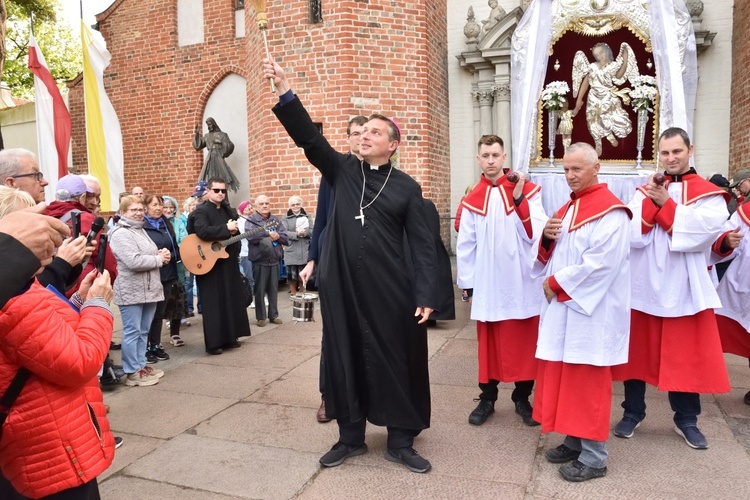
[110,341,121,350]
[385,447,431,473]
[559,460,607,482]
[514,400,540,426]
[207,348,223,355]
[319,442,368,467]
[545,444,581,464]
[468,399,495,425]
[226,341,241,349]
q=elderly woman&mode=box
[142,194,183,358]
[109,195,170,386]
[0,187,116,498]
[282,195,312,294]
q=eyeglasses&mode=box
[127,208,145,213]
[11,171,44,182]
[211,188,227,194]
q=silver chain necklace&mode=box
[355,160,393,226]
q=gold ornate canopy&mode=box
[550,0,652,50]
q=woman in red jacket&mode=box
[0,189,116,499]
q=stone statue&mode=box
[482,0,506,34]
[572,42,639,155]
[192,117,240,192]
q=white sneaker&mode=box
[143,365,165,379]
[124,369,159,386]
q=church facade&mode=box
[66,0,734,242]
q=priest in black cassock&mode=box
[186,179,250,354]
[264,58,439,474]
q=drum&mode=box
[290,292,319,322]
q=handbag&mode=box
[240,274,253,308]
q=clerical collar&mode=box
[665,167,697,182]
[367,162,390,171]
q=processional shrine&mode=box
[458,0,717,214]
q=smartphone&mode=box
[96,233,108,273]
[71,212,81,238]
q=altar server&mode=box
[612,127,730,449]
[456,134,546,427]
[532,142,631,482]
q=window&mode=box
[310,0,323,24]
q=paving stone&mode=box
[150,363,288,400]
[99,432,164,481]
[100,476,245,499]
[124,434,319,499]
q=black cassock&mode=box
[423,199,456,321]
[187,202,251,350]
[275,97,439,430]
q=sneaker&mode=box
[385,447,431,473]
[99,376,121,391]
[545,444,581,464]
[153,345,170,360]
[468,399,495,426]
[559,460,607,482]
[319,442,368,467]
[170,335,186,347]
[514,400,540,427]
[614,416,642,438]
[114,436,123,449]
[256,319,267,327]
[674,425,708,449]
[145,350,158,364]
[271,317,283,325]
[113,364,125,379]
[180,318,191,328]
[110,341,122,350]
[124,369,160,387]
[143,365,164,379]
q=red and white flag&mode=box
[28,32,71,199]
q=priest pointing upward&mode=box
[263,58,439,473]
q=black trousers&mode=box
[479,379,534,403]
[0,475,99,499]
[252,263,279,321]
[338,419,422,450]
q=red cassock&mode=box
[477,318,539,383]
[717,315,750,358]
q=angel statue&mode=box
[192,117,241,192]
[572,42,640,155]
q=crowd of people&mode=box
[0,63,748,495]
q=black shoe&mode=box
[385,447,431,473]
[514,400,540,426]
[744,390,750,406]
[187,311,195,318]
[545,444,581,464]
[153,345,170,360]
[113,364,125,379]
[613,416,642,438]
[145,350,158,364]
[559,460,607,482]
[114,436,124,449]
[110,341,121,350]
[319,442,368,467]
[226,341,241,349]
[207,348,223,355]
[468,398,495,425]
[99,376,122,391]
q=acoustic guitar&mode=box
[180,221,278,275]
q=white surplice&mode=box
[532,208,631,367]
[628,185,728,317]
[711,208,750,332]
[456,188,546,322]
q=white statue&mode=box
[572,42,639,155]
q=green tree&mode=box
[3,0,79,100]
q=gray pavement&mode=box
[100,282,750,499]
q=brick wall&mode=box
[730,0,748,178]
[68,0,450,233]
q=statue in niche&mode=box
[557,100,574,150]
[571,42,639,155]
[192,117,240,192]
[482,0,506,34]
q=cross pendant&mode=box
[355,208,365,227]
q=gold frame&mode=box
[532,17,659,169]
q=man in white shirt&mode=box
[456,135,546,426]
[612,127,731,449]
[532,142,631,482]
